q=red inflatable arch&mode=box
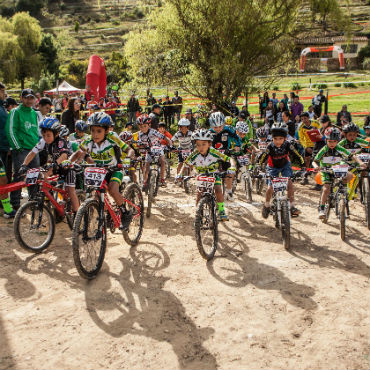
[299,46,345,72]
[85,55,107,99]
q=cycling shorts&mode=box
[105,171,123,186]
[266,162,293,185]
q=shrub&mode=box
[316,83,328,89]
[334,83,341,87]
[343,82,356,88]
[312,83,317,88]
[272,85,279,91]
[291,82,301,90]
[363,57,370,71]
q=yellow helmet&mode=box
[225,116,233,125]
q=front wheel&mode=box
[339,197,346,241]
[280,200,291,250]
[194,196,218,260]
[362,177,370,230]
[14,201,55,253]
[146,170,157,218]
[320,188,331,224]
[122,183,144,246]
[72,199,107,279]
[243,173,253,202]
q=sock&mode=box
[1,198,13,213]
[319,204,325,210]
[217,202,225,213]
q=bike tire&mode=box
[153,169,160,198]
[339,197,346,241]
[72,199,106,279]
[66,190,86,230]
[320,188,331,224]
[183,168,191,194]
[165,158,171,179]
[14,201,55,253]
[256,177,264,195]
[194,196,218,260]
[244,174,253,202]
[137,166,144,187]
[122,183,144,246]
[280,200,291,250]
[362,178,370,230]
[146,171,156,218]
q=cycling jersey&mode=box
[185,147,230,174]
[31,136,70,163]
[313,144,352,168]
[69,132,88,143]
[259,141,304,168]
[79,132,128,166]
[210,126,241,153]
[338,137,370,154]
[138,128,165,147]
[172,130,193,150]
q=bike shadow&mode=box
[207,231,318,311]
[0,314,16,369]
[84,242,218,370]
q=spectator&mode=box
[264,100,276,126]
[149,103,161,130]
[62,93,69,110]
[259,92,270,118]
[105,96,118,122]
[86,94,98,110]
[308,105,316,120]
[276,101,286,123]
[210,103,218,113]
[282,111,296,138]
[240,105,250,118]
[158,122,173,145]
[229,101,240,118]
[312,89,326,117]
[271,92,279,110]
[162,95,173,129]
[112,90,121,105]
[185,108,197,131]
[127,93,141,125]
[290,95,304,122]
[98,97,106,109]
[0,82,12,183]
[146,92,156,114]
[61,97,80,133]
[288,92,296,107]
[36,97,52,125]
[336,104,352,126]
[52,95,63,113]
[6,88,40,210]
[4,97,18,112]
[280,93,289,110]
[34,92,41,109]
[172,91,183,122]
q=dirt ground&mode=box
[0,177,369,370]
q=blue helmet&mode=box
[59,125,69,137]
[88,112,112,128]
[75,120,88,132]
[39,116,61,132]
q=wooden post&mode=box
[325,89,328,115]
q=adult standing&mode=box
[0,83,12,183]
[162,95,173,129]
[276,101,286,123]
[61,97,80,134]
[127,93,141,125]
[146,92,156,114]
[229,101,240,118]
[112,91,121,105]
[4,97,18,112]
[185,108,197,131]
[312,89,326,117]
[6,89,40,210]
[290,95,304,123]
[259,92,270,118]
[172,91,183,122]
[271,92,279,110]
[280,93,289,111]
[336,105,352,126]
[149,103,161,130]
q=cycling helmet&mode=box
[119,131,133,143]
[191,129,213,141]
[136,114,151,126]
[209,112,225,128]
[271,122,288,138]
[59,125,69,137]
[39,116,61,132]
[235,121,249,134]
[364,124,370,130]
[325,127,341,141]
[75,120,88,133]
[225,116,233,126]
[342,122,359,133]
[88,112,112,128]
[256,127,268,138]
[178,118,190,127]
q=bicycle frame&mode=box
[0,181,26,195]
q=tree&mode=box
[106,51,130,85]
[39,33,60,77]
[59,59,88,88]
[124,0,299,106]
[15,0,45,16]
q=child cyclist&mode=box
[69,120,89,149]
[259,122,304,218]
[70,112,135,229]
[180,129,236,221]
[19,117,80,213]
[313,127,366,219]
[339,123,370,154]
[171,118,193,175]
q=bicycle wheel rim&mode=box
[281,201,290,250]
[340,198,346,241]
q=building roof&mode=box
[297,35,368,45]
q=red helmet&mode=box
[119,131,133,143]
[136,114,151,126]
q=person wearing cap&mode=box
[127,93,141,125]
[172,91,183,122]
[185,108,197,131]
[162,95,173,129]
[149,103,161,130]
[336,104,352,126]
[312,89,326,117]
[5,88,40,210]
[229,101,239,118]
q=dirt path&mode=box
[0,179,369,370]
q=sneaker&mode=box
[225,192,234,202]
[160,179,167,188]
[120,209,133,231]
[318,208,326,220]
[262,205,270,219]
[218,211,229,221]
[290,206,301,217]
[3,209,17,219]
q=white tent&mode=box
[44,80,83,95]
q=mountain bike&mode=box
[72,164,144,279]
[176,148,193,194]
[13,166,84,253]
[236,154,253,202]
[357,153,370,229]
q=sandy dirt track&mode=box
[0,179,369,370]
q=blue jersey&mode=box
[210,125,241,153]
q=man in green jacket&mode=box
[6,88,40,210]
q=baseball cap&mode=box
[21,88,35,98]
[319,114,330,123]
[185,108,192,114]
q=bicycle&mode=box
[175,148,193,194]
[13,166,84,253]
[236,153,253,202]
[72,164,144,279]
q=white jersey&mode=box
[138,128,165,147]
[172,130,193,150]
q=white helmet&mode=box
[178,118,190,127]
[192,129,213,141]
[209,112,225,128]
[235,121,249,134]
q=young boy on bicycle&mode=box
[180,129,236,221]
[339,123,370,154]
[260,122,304,219]
[69,120,89,152]
[19,117,80,213]
[70,112,134,229]
[313,127,366,219]
[171,118,193,175]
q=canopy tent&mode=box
[44,81,83,95]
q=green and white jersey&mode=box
[314,144,352,168]
[185,147,230,174]
[338,137,370,154]
[80,132,128,166]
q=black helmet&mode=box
[325,127,341,141]
[342,123,359,133]
[271,122,288,138]
[319,114,330,123]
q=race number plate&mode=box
[237,155,250,166]
[348,148,361,154]
[357,153,370,163]
[258,142,268,151]
[271,177,289,192]
[84,167,107,188]
[332,164,349,178]
[122,158,131,168]
[151,146,164,157]
[196,175,216,192]
[180,149,192,160]
[25,168,40,186]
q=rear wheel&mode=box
[146,171,157,218]
[14,201,55,253]
[243,173,253,202]
[122,183,144,246]
[194,196,218,260]
[339,197,346,241]
[280,200,290,250]
[72,199,106,279]
[362,177,370,230]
